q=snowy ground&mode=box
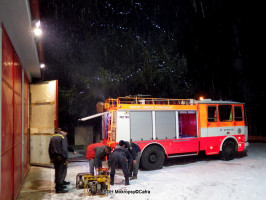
[18,143,266,200]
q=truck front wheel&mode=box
[140,145,165,170]
[220,140,237,161]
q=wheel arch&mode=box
[141,142,167,157]
[220,136,238,151]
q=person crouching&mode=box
[86,143,111,175]
[109,140,133,186]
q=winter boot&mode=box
[125,176,130,186]
[56,185,68,193]
[110,176,114,185]
[62,181,70,185]
[130,175,137,180]
[56,189,68,193]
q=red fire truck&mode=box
[80,96,249,170]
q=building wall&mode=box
[75,126,93,149]
[1,26,30,200]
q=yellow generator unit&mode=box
[76,168,110,196]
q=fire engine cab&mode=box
[80,96,249,170]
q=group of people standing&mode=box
[48,127,141,193]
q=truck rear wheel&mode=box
[220,140,237,161]
[140,145,165,170]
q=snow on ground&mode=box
[18,143,266,200]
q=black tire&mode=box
[220,140,237,161]
[140,145,165,170]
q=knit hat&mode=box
[61,127,68,132]
[119,140,126,146]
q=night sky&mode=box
[39,0,266,138]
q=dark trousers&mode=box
[62,163,68,181]
[88,159,95,175]
[130,151,141,176]
[110,152,130,178]
[53,155,67,190]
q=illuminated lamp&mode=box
[33,27,42,37]
[40,63,45,69]
[32,20,43,37]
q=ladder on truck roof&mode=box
[104,97,195,110]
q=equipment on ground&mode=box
[76,168,110,196]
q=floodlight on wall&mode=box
[33,27,42,37]
[32,20,43,38]
[40,63,45,69]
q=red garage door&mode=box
[1,26,28,200]
[1,27,15,200]
[13,53,22,198]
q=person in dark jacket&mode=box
[48,127,75,193]
[86,143,111,175]
[109,140,133,185]
[125,141,141,180]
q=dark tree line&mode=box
[40,0,266,139]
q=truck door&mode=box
[205,105,225,154]
[233,105,245,135]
